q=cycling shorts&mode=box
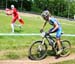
[49,27,62,38]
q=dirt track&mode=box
[0,54,75,64]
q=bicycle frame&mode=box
[41,31,55,47]
[29,31,71,60]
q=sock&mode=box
[11,24,14,32]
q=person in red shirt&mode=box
[6,5,24,33]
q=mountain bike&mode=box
[28,31,71,60]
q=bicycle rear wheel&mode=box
[60,40,71,57]
[29,41,47,60]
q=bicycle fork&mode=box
[42,37,46,45]
[38,38,46,52]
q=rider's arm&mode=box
[51,22,59,32]
[41,21,47,30]
[9,10,13,15]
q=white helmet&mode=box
[41,10,50,17]
[11,5,14,9]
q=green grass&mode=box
[58,18,75,34]
[0,11,75,61]
[0,12,42,33]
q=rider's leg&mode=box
[11,16,17,33]
[17,16,24,29]
[18,16,24,25]
[56,38,62,55]
[11,23,15,33]
[56,29,62,55]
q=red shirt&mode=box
[12,8,18,17]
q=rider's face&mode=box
[43,16,49,21]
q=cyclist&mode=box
[40,10,62,55]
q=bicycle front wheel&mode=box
[29,41,47,60]
[60,40,71,57]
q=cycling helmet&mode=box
[41,10,50,17]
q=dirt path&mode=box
[0,54,75,64]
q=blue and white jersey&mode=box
[49,17,61,29]
[48,17,62,38]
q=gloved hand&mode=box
[40,29,43,33]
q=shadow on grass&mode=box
[47,50,56,56]
[28,50,56,60]
[5,52,20,59]
[14,29,23,33]
[0,36,6,39]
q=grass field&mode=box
[0,11,75,63]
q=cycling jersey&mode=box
[48,17,62,38]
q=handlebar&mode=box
[40,30,64,37]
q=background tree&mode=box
[0,0,75,18]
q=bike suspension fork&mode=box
[42,37,45,45]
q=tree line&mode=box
[0,0,75,18]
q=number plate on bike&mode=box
[41,32,45,37]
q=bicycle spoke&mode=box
[60,40,71,56]
[29,41,47,60]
